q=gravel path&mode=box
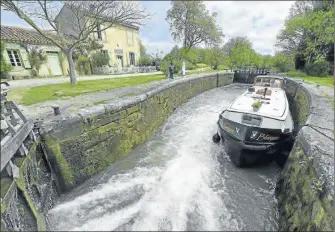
[309,84,334,99]
[19,77,177,121]
[7,72,162,89]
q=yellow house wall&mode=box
[101,25,141,67]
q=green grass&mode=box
[285,71,334,87]
[186,66,229,76]
[8,74,165,105]
[195,63,209,68]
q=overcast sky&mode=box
[1,1,294,56]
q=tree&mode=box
[139,39,147,57]
[151,49,164,63]
[0,41,13,79]
[276,0,334,70]
[1,1,151,85]
[204,46,224,70]
[250,52,263,68]
[228,38,256,69]
[166,1,224,51]
[262,55,273,67]
[179,47,202,65]
[223,37,252,56]
[271,52,295,72]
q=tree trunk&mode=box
[66,48,77,85]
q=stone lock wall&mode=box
[1,141,59,231]
[40,72,234,192]
[276,79,334,231]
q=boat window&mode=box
[242,114,262,126]
[255,78,262,85]
[272,79,282,88]
[262,79,270,86]
[254,77,283,88]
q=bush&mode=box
[286,70,308,78]
[28,49,47,76]
[160,60,182,77]
[138,56,152,66]
[75,55,91,75]
[90,52,109,67]
[185,61,196,70]
[304,61,329,77]
[196,63,208,68]
[0,40,13,79]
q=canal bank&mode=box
[1,71,333,231]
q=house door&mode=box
[117,55,123,68]
[46,52,63,76]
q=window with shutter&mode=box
[129,52,135,65]
[7,50,22,67]
[94,24,102,40]
[20,49,31,68]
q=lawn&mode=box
[186,66,229,76]
[285,71,334,87]
[8,74,165,105]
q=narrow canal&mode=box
[47,83,280,231]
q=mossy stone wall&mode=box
[1,141,59,231]
[41,72,234,192]
[277,79,334,231]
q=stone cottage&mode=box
[1,25,69,79]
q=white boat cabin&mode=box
[223,75,294,132]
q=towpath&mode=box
[18,76,181,121]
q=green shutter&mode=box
[3,48,11,63]
[108,51,113,66]
[20,49,31,68]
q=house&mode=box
[54,4,141,69]
[1,25,69,79]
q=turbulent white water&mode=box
[47,84,280,231]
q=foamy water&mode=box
[47,84,279,231]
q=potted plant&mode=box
[252,100,262,111]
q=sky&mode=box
[1,1,294,56]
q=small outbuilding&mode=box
[1,25,69,79]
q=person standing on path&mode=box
[169,61,175,79]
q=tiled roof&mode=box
[1,25,63,45]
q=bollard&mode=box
[51,105,61,116]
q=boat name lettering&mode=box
[256,133,280,141]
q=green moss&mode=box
[18,205,25,215]
[280,143,334,231]
[15,178,46,231]
[0,178,13,198]
[45,135,74,186]
[13,157,26,168]
[1,203,7,214]
[14,142,46,231]
[97,121,119,134]
[295,88,310,125]
[48,73,233,190]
